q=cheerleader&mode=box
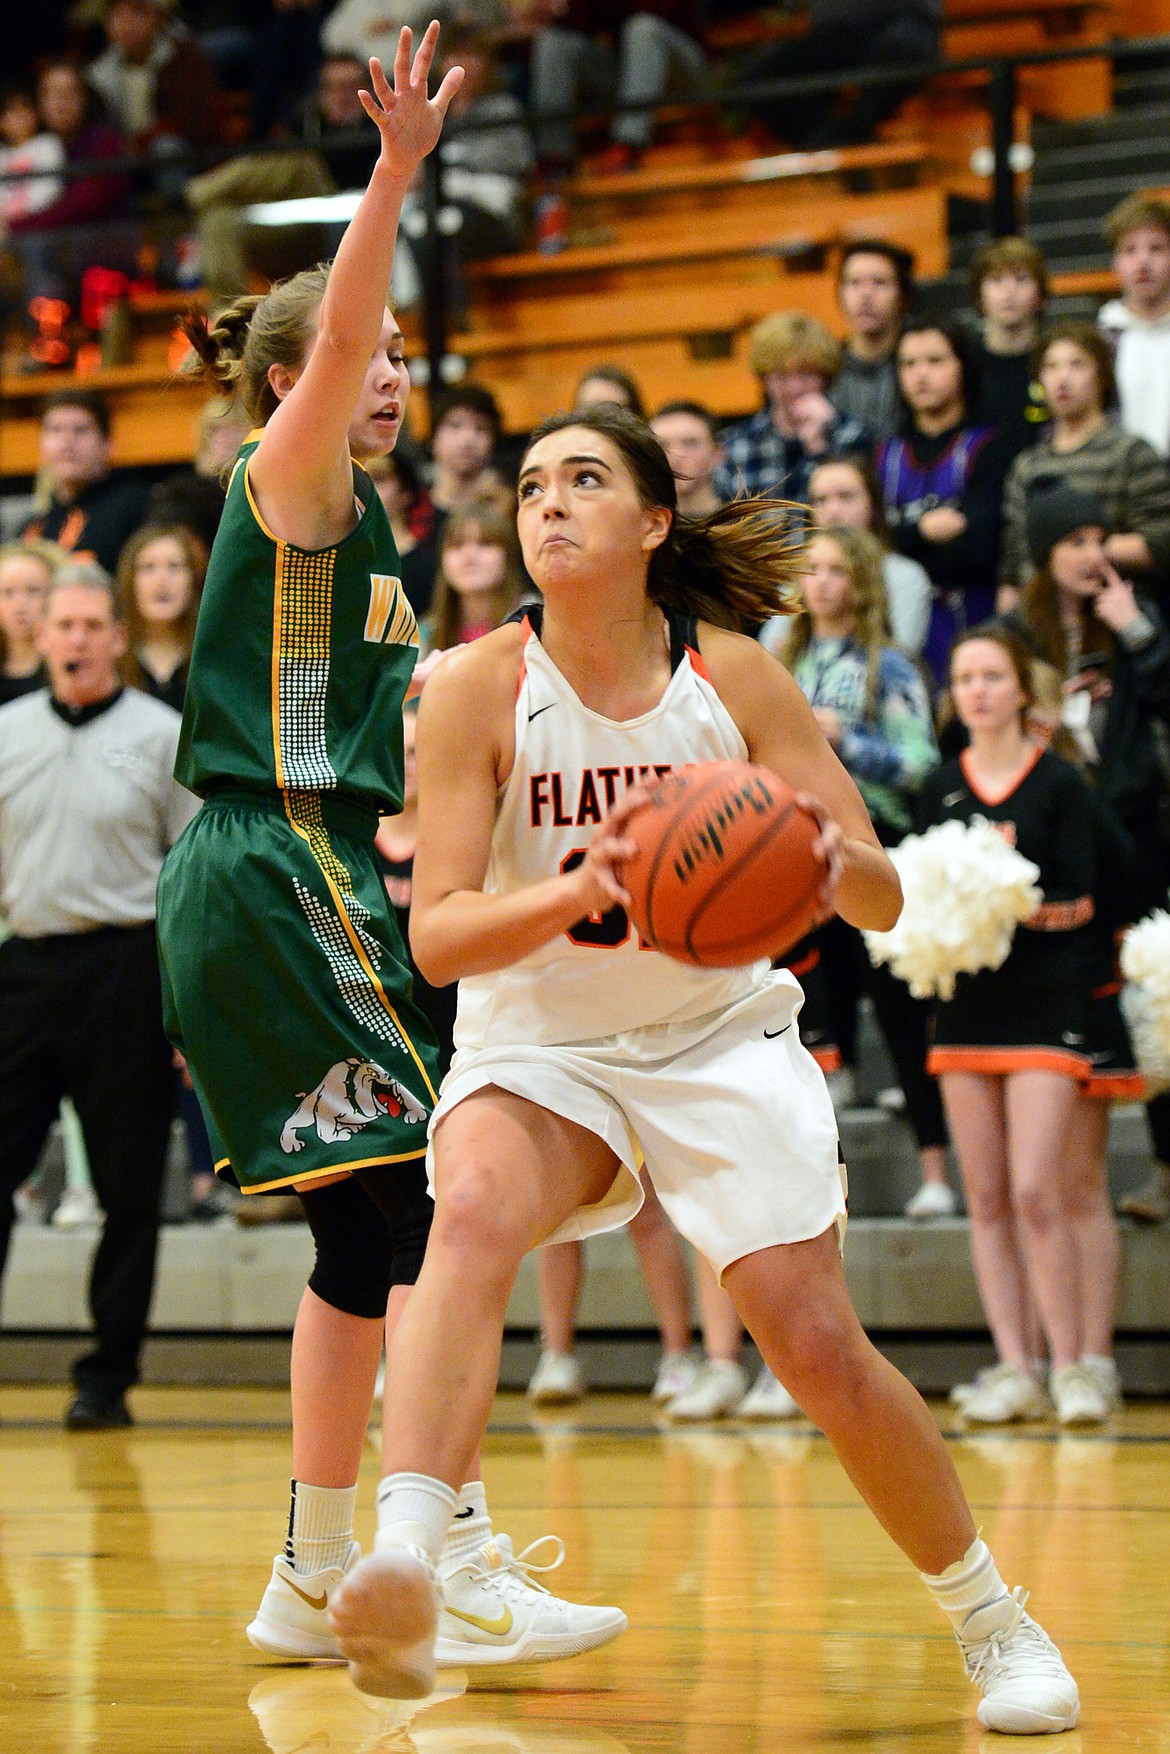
[920,624,1109,1425]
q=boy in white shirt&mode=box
[1098,194,1170,457]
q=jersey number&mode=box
[560,849,631,949]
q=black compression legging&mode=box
[298,1160,434,1319]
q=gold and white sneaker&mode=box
[330,1544,442,1700]
[436,1534,626,1667]
[246,1543,359,1660]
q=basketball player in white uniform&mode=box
[331,407,1080,1736]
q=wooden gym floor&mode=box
[1,1386,1168,1752]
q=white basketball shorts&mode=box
[426,970,847,1278]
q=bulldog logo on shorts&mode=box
[280,1058,427,1154]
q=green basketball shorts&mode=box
[157,791,439,1194]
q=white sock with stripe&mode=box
[285,1480,356,1576]
[921,1537,1010,1634]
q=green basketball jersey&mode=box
[176,435,419,813]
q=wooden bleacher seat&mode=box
[568,139,928,206]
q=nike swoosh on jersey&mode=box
[281,1576,329,1611]
[763,1024,792,1039]
[528,703,555,721]
[444,1604,514,1637]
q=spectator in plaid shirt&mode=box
[714,313,871,506]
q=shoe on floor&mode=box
[663,1358,747,1422]
[330,1544,441,1699]
[736,1363,801,1421]
[959,1364,1050,1425]
[64,1390,132,1430]
[247,1543,360,1659]
[13,1183,47,1225]
[436,1532,626,1667]
[189,1182,243,1222]
[52,1186,100,1228]
[1079,1353,1123,1412]
[1049,1362,1110,1427]
[824,1066,858,1111]
[650,1351,700,1404]
[875,1085,907,1114]
[1118,1161,1170,1223]
[957,1587,1079,1733]
[903,1181,957,1220]
[527,1351,585,1406]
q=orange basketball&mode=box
[619,761,825,967]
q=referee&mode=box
[0,561,198,1428]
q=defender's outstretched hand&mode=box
[361,22,464,181]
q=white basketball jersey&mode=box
[455,609,768,1050]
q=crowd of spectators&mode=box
[4,8,1170,1429]
[0,1,953,334]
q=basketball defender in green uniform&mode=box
[158,23,625,1676]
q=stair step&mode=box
[1034,99,1170,150]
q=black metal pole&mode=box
[989,59,1019,236]
[420,151,448,415]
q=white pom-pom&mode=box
[1120,910,1170,1091]
[863,818,1043,1000]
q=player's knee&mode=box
[433,1163,530,1273]
[765,1311,860,1406]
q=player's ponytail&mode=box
[523,406,804,629]
[653,496,805,629]
[179,264,331,426]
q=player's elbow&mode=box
[868,871,904,932]
[409,911,458,990]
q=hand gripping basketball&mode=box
[616,761,833,967]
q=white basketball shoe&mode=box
[437,1533,627,1667]
[956,1587,1080,1733]
[247,1543,360,1660]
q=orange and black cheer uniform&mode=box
[919,747,1097,1078]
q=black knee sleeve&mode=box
[300,1177,396,1318]
[353,1161,434,1285]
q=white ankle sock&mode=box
[285,1480,356,1575]
[442,1480,493,1565]
[374,1472,457,1564]
[921,1537,1009,1635]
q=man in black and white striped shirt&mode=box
[0,561,197,1428]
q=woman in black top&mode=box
[919,624,1110,1426]
[115,524,206,713]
